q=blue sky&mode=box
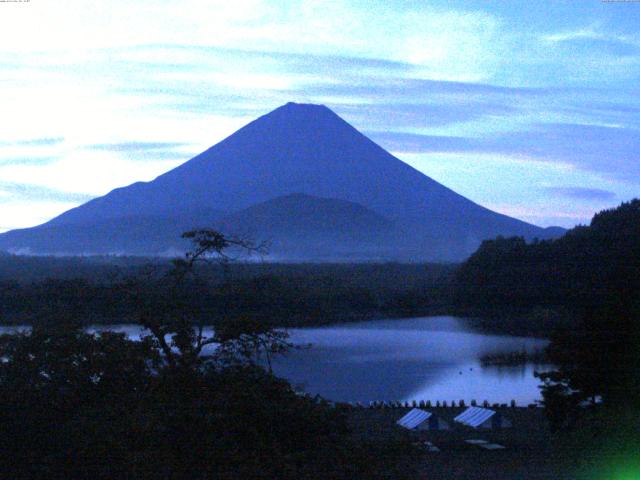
[0,0,638,231]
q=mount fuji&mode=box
[0,102,563,261]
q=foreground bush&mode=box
[0,325,414,479]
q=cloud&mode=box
[544,187,617,201]
[340,102,514,129]
[543,28,607,44]
[368,123,640,181]
[558,100,640,128]
[83,141,194,162]
[86,141,187,151]
[0,137,64,147]
[542,28,638,49]
[0,1,508,81]
[0,138,65,168]
[127,45,417,75]
[498,123,640,180]
[0,156,61,167]
[90,46,551,132]
[304,76,548,98]
[0,182,95,203]
[2,41,612,136]
[537,27,640,84]
[276,75,563,132]
[366,132,478,153]
[108,46,417,97]
[0,150,189,198]
[582,38,640,57]
[548,35,640,57]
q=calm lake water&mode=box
[271,316,551,405]
[0,316,550,404]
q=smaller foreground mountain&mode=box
[215,193,397,261]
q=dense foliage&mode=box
[452,199,640,335]
[455,199,640,310]
[0,261,454,327]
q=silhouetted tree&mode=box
[134,229,292,373]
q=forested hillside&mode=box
[452,199,640,329]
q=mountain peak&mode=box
[205,101,362,161]
[263,101,339,125]
[282,101,330,110]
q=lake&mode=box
[0,316,550,405]
[271,316,551,405]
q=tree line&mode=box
[0,259,454,327]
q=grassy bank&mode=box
[348,406,572,479]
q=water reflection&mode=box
[272,316,551,404]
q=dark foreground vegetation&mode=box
[0,232,417,479]
[0,322,418,479]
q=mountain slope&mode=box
[0,102,564,260]
[0,207,225,256]
[215,193,397,260]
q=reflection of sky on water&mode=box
[87,324,147,339]
[404,362,554,405]
[272,317,550,404]
[1,317,551,404]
